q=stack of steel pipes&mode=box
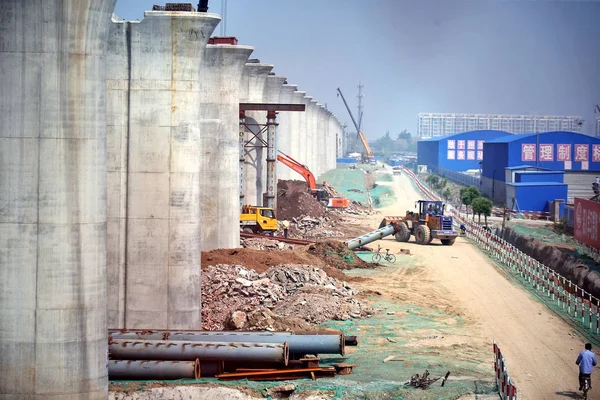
[108,329,357,380]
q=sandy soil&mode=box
[350,172,597,400]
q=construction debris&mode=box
[406,370,443,389]
[201,264,371,331]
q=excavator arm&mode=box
[277,154,317,190]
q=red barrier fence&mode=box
[574,198,600,250]
[493,342,518,400]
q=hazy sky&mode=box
[114,0,600,139]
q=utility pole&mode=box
[220,0,228,36]
[357,83,364,133]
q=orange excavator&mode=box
[277,153,349,208]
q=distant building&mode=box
[417,113,584,138]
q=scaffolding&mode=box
[417,113,584,138]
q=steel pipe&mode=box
[109,332,345,356]
[109,339,289,365]
[347,224,396,250]
[108,359,200,380]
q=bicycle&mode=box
[372,245,396,264]
[581,374,591,400]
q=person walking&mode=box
[282,220,290,239]
[576,343,597,390]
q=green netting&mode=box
[320,168,370,205]
[375,172,393,182]
[371,184,396,209]
[110,260,497,399]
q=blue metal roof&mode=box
[418,130,511,142]
[486,131,600,144]
[506,182,566,187]
[505,165,551,170]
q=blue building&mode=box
[482,131,600,205]
[417,130,513,173]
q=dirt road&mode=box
[354,171,596,399]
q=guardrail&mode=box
[493,341,518,400]
[401,166,600,336]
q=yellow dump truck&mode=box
[240,205,278,234]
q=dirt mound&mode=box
[277,179,326,220]
[202,245,370,280]
[307,240,375,270]
[501,227,600,298]
[202,247,325,273]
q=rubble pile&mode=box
[201,264,371,330]
[240,237,292,251]
[277,180,326,221]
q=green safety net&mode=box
[320,167,398,209]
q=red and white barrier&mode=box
[493,342,518,400]
[401,167,600,333]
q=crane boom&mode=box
[336,88,360,133]
[336,87,374,161]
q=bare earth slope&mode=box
[356,172,596,400]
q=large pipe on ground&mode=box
[109,331,346,355]
[109,359,200,380]
[347,224,397,250]
[109,339,289,365]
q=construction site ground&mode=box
[110,166,596,399]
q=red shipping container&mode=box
[574,198,600,249]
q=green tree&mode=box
[471,197,493,225]
[426,175,439,187]
[459,186,480,219]
[442,188,452,200]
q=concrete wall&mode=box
[239,62,273,206]
[106,11,220,329]
[0,1,115,398]
[199,44,253,251]
[275,84,299,181]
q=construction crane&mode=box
[336,87,375,162]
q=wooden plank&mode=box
[216,368,322,379]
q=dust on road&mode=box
[350,171,595,400]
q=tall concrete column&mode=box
[290,90,307,167]
[308,100,319,175]
[298,94,312,168]
[239,62,273,206]
[199,43,253,251]
[261,75,285,207]
[276,84,298,181]
[0,1,115,398]
[106,10,220,330]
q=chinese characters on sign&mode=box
[447,140,456,150]
[592,145,600,163]
[447,150,455,160]
[521,144,536,162]
[575,144,589,162]
[457,140,465,150]
[477,151,483,160]
[467,140,475,150]
[477,140,484,150]
[574,198,600,249]
[467,151,475,160]
[557,144,571,161]
[457,150,465,160]
[539,144,553,161]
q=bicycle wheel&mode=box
[386,254,396,263]
[372,253,382,263]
